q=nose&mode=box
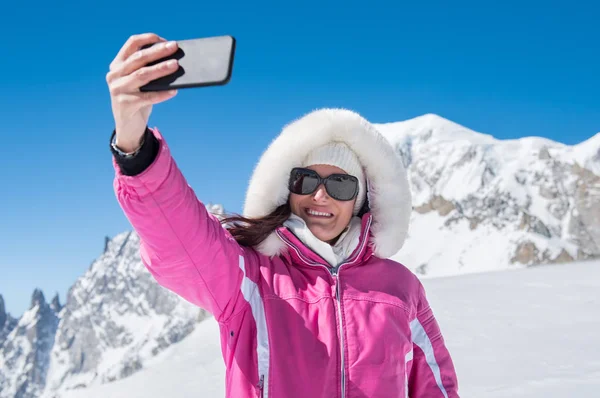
[312,184,329,201]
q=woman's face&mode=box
[289,164,357,244]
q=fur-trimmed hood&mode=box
[243,108,412,259]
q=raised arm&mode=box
[106,33,250,322]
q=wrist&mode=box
[114,122,147,151]
[111,130,147,158]
[110,127,159,176]
[114,135,144,153]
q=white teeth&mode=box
[307,209,332,217]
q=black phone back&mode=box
[140,35,236,92]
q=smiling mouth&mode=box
[305,208,333,218]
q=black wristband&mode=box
[110,127,160,176]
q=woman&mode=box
[107,33,459,398]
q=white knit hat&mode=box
[302,142,366,215]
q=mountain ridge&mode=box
[378,112,599,147]
[373,114,599,277]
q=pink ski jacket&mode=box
[113,109,459,397]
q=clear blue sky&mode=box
[1,0,598,317]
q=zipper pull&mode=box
[258,374,264,397]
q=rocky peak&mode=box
[0,289,60,398]
[50,293,62,313]
[0,294,17,349]
[0,294,6,329]
[31,288,46,310]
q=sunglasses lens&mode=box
[325,175,358,201]
[290,169,319,195]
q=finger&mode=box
[110,59,179,94]
[119,40,179,77]
[116,33,165,63]
[111,33,166,68]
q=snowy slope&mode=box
[565,132,600,176]
[59,259,600,398]
[56,317,225,398]
[374,114,600,277]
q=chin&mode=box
[307,226,338,243]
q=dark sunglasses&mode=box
[288,167,359,201]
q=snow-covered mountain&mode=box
[0,291,59,398]
[0,205,220,398]
[0,114,598,397]
[40,230,211,397]
[374,114,600,276]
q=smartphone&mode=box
[139,35,236,91]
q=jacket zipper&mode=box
[277,231,347,396]
[329,265,346,397]
[275,216,372,398]
[328,226,371,398]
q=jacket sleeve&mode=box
[112,127,248,322]
[110,127,160,176]
[408,283,459,398]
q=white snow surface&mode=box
[59,259,600,398]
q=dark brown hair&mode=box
[220,203,292,247]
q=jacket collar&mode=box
[282,213,362,267]
[274,213,374,270]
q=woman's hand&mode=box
[106,33,180,152]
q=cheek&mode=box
[338,201,355,221]
[289,194,302,212]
